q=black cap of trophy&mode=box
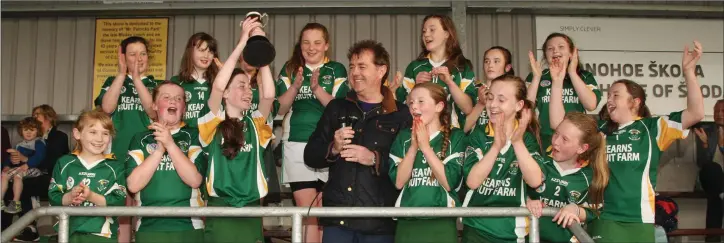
[242,12,276,68]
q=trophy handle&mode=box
[259,13,269,28]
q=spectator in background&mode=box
[693,99,724,242]
[2,117,46,214]
[2,127,9,165]
[32,104,70,175]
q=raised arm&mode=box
[208,18,261,116]
[99,47,129,114]
[567,49,599,111]
[680,41,705,129]
[548,60,567,130]
[526,51,543,103]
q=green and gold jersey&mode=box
[470,109,489,134]
[48,153,127,238]
[599,111,688,224]
[389,128,467,213]
[462,123,543,241]
[94,75,159,163]
[525,69,601,152]
[127,124,205,232]
[171,76,211,128]
[529,158,594,243]
[197,106,273,207]
[397,58,476,129]
[276,59,348,142]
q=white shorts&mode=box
[281,141,328,185]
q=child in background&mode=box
[2,117,46,213]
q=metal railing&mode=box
[1,206,593,243]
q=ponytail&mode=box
[219,110,246,160]
[588,133,609,212]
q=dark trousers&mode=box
[1,174,50,231]
[322,226,394,243]
[700,162,724,242]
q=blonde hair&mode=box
[73,108,115,152]
[563,112,609,210]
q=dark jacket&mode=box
[305,87,412,235]
[40,127,70,174]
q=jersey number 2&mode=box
[554,186,561,196]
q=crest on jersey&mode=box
[120,86,127,94]
[464,146,476,162]
[629,129,641,141]
[535,182,546,193]
[178,141,190,152]
[185,91,192,102]
[97,179,109,191]
[322,75,333,85]
[509,161,520,175]
[569,190,582,203]
[66,177,75,189]
[541,80,551,87]
[146,143,158,154]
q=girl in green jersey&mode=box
[398,14,476,129]
[170,32,220,127]
[126,81,205,243]
[389,83,467,243]
[463,75,544,243]
[198,17,276,243]
[582,42,704,243]
[48,109,127,243]
[464,46,515,133]
[526,32,601,154]
[526,111,609,243]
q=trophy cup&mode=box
[242,11,276,68]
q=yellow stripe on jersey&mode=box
[459,78,473,92]
[281,77,292,89]
[250,110,273,149]
[586,84,598,91]
[656,117,687,151]
[188,146,202,161]
[402,77,415,94]
[128,150,145,165]
[332,77,347,97]
[198,109,224,147]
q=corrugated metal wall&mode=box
[1,13,535,117]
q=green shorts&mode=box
[68,233,117,243]
[461,225,518,243]
[395,218,458,243]
[135,229,204,243]
[588,219,654,243]
[204,197,263,243]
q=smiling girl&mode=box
[48,109,127,242]
[397,15,476,130]
[526,33,601,154]
[462,75,544,243]
[389,83,466,243]
[126,81,205,243]
[170,32,220,128]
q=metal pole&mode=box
[58,213,69,243]
[291,213,303,243]
[0,209,40,242]
[569,224,594,243]
[529,215,539,243]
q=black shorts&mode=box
[289,180,325,192]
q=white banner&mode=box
[535,16,724,120]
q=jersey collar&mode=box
[425,53,446,68]
[71,151,115,170]
[552,159,588,176]
[485,120,520,137]
[428,130,441,141]
[126,75,153,81]
[617,116,641,129]
[169,121,187,134]
[305,57,329,70]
